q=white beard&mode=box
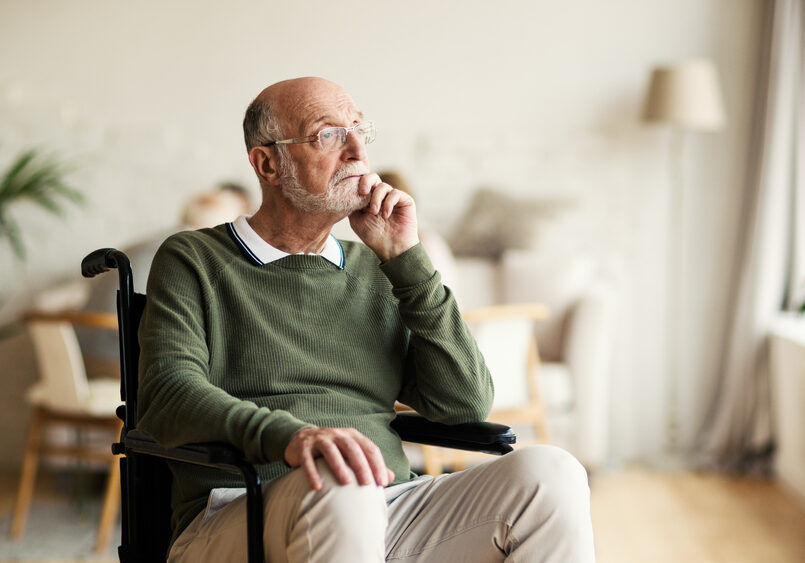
[279,157,370,216]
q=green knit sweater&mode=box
[137,224,493,541]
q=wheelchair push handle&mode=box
[81,248,131,278]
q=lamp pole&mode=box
[642,58,726,466]
[665,128,686,459]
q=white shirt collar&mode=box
[227,215,345,269]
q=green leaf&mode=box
[0,147,83,261]
[0,211,25,260]
[0,150,37,202]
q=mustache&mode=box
[331,163,370,184]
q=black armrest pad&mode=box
[124,429,249,473]
[124,412,516,471]
[391,412,516,455]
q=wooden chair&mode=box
[411,303,551,475]
[10,310,122,553]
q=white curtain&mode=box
[696,0,805,471]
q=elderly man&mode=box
[137,77,594,562]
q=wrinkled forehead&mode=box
[279,88,363,136]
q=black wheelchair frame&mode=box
[81,247,516,562]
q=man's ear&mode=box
[248,147,281,187]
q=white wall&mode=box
[0,0,760,466]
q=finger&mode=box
[358,173,382,197]
[316,440,354,486]
[387,468,396,483]
[368,183,393,215]
[352,432,392,486]
[379,189,403,219]
[336,435,376,486]
[300,449,323,491]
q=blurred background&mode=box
[1,1,804,561]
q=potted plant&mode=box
[0,147,83,261]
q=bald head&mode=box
[242,77,359,151]
[258,77,347,115]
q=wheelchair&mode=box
[81,247,516,562]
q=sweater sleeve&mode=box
[380,243,494,423]
[136,236,312,463]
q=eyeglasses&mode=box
[262,121,376,152]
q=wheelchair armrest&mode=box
[391,412,516,455]
[123,429,250,473]
[120,429,265,563]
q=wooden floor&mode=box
[2,465,805,562]
[591,466,805,563]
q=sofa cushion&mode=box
[468,316,574,415]
[452,258,500,309]
[539,362,574,413]
[467,314,532,412]
[447,189,569,260]
[500,252,595,361]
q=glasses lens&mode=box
[318,127,345,151]
[317,122,376,151]
[356,121,376,144]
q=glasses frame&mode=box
[262,121,375,152]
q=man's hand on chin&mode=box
[348,173,420,262]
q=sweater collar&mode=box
[226,215,345,269]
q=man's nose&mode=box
[341,130,367,161]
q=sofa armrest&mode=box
[563,280,618,468]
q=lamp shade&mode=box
[642,59,726,131]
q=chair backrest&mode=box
[120,292,146,428]
[115,289,174,562]
[26,318,90,411]
[501,252,597,362]
[82,248,173,562]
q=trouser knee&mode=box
[495,446,594,561]
[266,460,387,562]
[298,459,387,536]
[500,445,590,514]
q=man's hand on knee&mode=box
[284,427,395,491]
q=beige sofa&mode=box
[449,251,618,470]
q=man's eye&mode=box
[321,131,332,139]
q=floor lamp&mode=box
[642,59,726,462]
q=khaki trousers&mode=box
[168,445,595,562]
